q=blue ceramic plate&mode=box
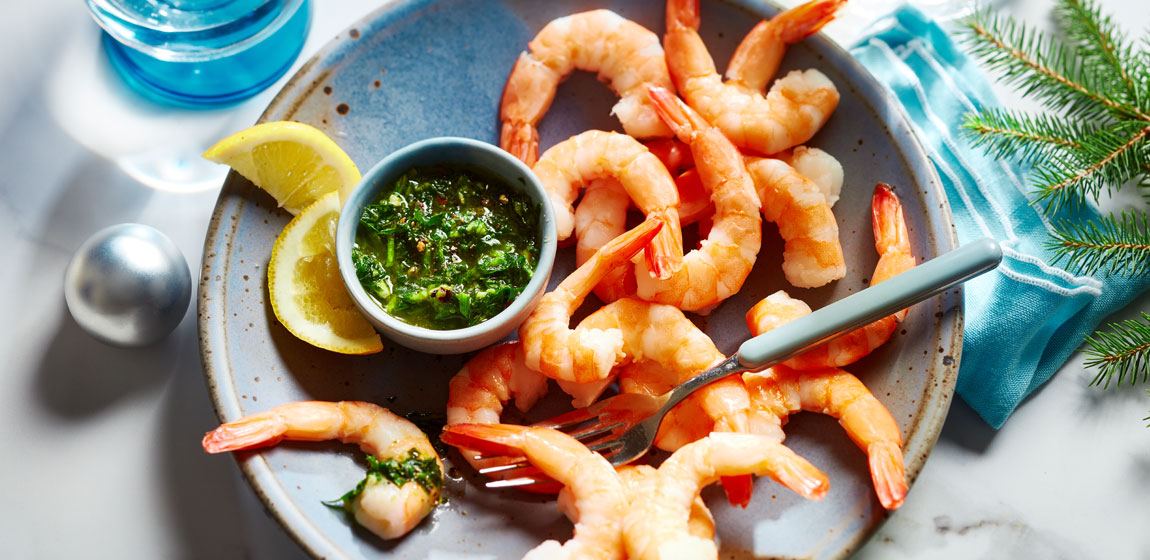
[199,1,960,558]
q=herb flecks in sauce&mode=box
[353,166,540,330]
[323,449,443,512]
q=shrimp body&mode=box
[671,145,844,231]
[446,341,550,474]
[633,85,762,313]
[536,130,683,278]
[725,0,848,93]
[519,219,662,385]
[746,184,916,368]
[618,465,715,540]
[623,433,829,560]
[742,366,907,509]
[777,145,844,207]
[202,401,442,540]
[578,298,751,437]
[501,10,674,166]
[579,297,759,507]
[442,424,628,560]
[573,178,634,302]
[745,155,845,288]
[743,291,908,509]
[664,0,840,156]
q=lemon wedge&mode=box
[268,191,383,354]
[203,121,361,214]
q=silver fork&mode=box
[473,238,1002,488]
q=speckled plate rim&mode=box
[197,1,963,558]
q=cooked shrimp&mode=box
[577,297,758,507]
[745,155,845,288]
[623,433,829,560]
[577,298,750,436]
[633,85,762,313]
[746,183,916,368]
[500,10,674,166]
[664,0,840,156]
[519,219,662,386]
[725,0,848,93]
[672,145,844,227]
[442,424,628,560]
[446,341,549,473]
[202,401,442,540]
[535,130,683,278]
[743,292,907,509]
[777,145,844,207]
[573,178,633,302]
[618,465,714,540]
[742,366,907,509]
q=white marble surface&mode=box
[2,0,1147,558]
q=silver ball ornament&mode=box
[64,224,192,347]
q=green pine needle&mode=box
[1048,211,1150,275]
[962,6,1148,123]
[961,1,1150,426]
[1084,312,1150,388]
[1054,0,1143,105]
[961,108,1088,163]
[1030,123,1150,211]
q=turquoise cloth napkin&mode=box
[849,7,1150,428]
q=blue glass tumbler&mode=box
[86,0,311,106]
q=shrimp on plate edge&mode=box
[664,0,844,156]
[202,401,443,540]
[746,182,917,369]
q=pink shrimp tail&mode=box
[666,0,701,31]
[501,121,538,167]
[871,183,914,322]
[868,440,907,510]
[774,0,848,43]
[202,413,285,453]
[872,183,910,259]
[721,475,755,508]
[773,456,830,501]
[646,84,710,144]
[441,423,529,456]
[599,216,664,269]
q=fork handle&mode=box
[660,238,1001,413]
[737,237,1001,368]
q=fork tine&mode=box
[486,476,558,489]
[566,421,626,444]
[478,461,534,476]
[586,438,624,453]
[531,407,600,431]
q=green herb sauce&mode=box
[353,165,541,330]
[323,449,443,512]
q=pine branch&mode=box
[1031,124,1150,211]
[1055,0,1141,105]
[1048,211,1150,275]
[1084,312,1150,388]
[962,9,1150,123]
[961,108,1087,164]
